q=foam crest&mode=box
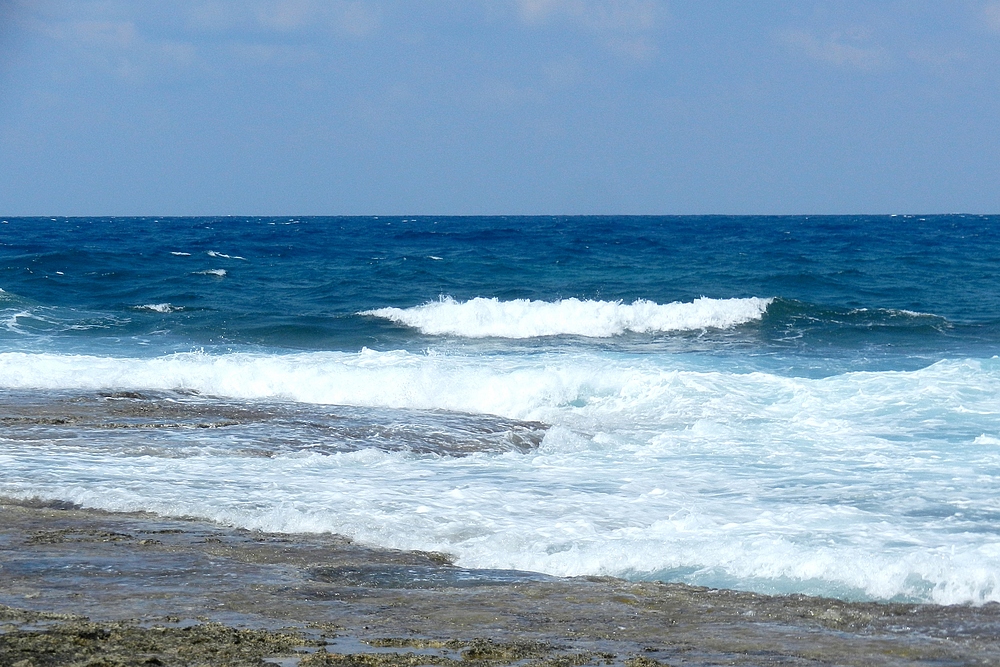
[0,349,620,419]
[134,303,182,313]
[207,251,247,260]
[362,296,773,338]
[1,351,998,424]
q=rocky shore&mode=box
[2,498,999,666]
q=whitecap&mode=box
[362,296,773,338]
[134,303,183,313]
[207,251,247,260]
[194,269,227,277]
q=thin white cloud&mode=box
[906,46,967,69]
[15,7,197,82]
[186,1,247,31]
[255,0,313,31]
[781,28,889,71]
[187,0,381,38]
[984,2,1000,33]
[8,1,127,46]
[518,0,658,32]
[13,0,382,82]
[338,1,380,37]
[515,0,665,62]
[480,79,545,107]
[226,41,319,67]
[543,55,583,88]
[45,19,139,48]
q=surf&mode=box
[362,296,773,338]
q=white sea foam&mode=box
[2,350,1000,604]
[207,251,247,260]
[0,351,997,437]
[0,349,604,416]
[134,303,182,313]
[195,269,227,277]
[362,296,773,338]
[3,309,57,333]
[0,287,23,303]
[850,307,943,320]
[170,252,191,256]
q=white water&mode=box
[2,349,1000,604]
[363,296,773,338]
[134,303,183,313]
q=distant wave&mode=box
[847,306,942,320]
[0,287,23,303]
[207,251,246,261]
[362,296,773,338]
[133,303,183,313]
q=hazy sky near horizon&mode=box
[1,1,999,215]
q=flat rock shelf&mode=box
[2,499,999,667]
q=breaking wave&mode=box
[363,296,773,338]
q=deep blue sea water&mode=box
[2,215,999,604]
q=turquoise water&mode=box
[2,215,999,604]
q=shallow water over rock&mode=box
[2,500,1000,666]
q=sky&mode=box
[1,1,999,215]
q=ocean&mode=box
[1,215,999,606]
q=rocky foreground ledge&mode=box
[1,499,999,667]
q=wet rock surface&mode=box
[0,390,546,456]
[2,499,1000,666]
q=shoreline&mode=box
[2,499,1000,665]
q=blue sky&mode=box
[1,1,999,215]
